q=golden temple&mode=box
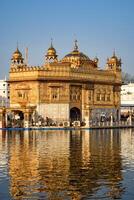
[3,40,122,127]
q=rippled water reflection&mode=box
[0,129,134,199]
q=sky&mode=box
[0,0,134,78]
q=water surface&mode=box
[0,129,134,199]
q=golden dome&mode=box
[107,51,121,65]
[62,40,90,62]
[45,40,58,61]
[11,47,24,63]
[62,40,98,68]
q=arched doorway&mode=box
[70,107,81,122]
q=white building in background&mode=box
[121,83,134,114]
[0,78,10,108]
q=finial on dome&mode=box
[50,38,53,48]
[17,41,18,48]
[74,39,78,51]
[113,49,116,57]
[16,41,19,52]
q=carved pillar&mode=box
[84,109,89,127]
[24,111,31,128]
[82,84,93,127]
[83,106,92,127]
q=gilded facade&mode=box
[8,40,122,126]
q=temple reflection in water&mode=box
[0,129,127,199]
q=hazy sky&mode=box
[0,0,134,78]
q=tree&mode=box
[122,71,133,83]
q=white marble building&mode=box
[0,78,10,107]
[121,83,134,114]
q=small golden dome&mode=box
[45,40,58,62]
[46,39,57,56]
[107,51,120,64]
[11,47,24,62]
[47,46,56,56]
[107,51,121,69]
[111,51,118,62]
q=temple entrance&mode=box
[7,110,24,128]
[70,107,81,123]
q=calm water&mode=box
[0,129,134,200]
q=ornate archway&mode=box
[0,106,36,128]
[70,107,81,122]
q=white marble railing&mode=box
[89,120,134,128]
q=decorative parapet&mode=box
[10,65,45,72]
[9,63,121,85]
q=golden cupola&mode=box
[45,40,58,62]
[107,51,121,70]
[11,47,24,64]
[62,40,98,68]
